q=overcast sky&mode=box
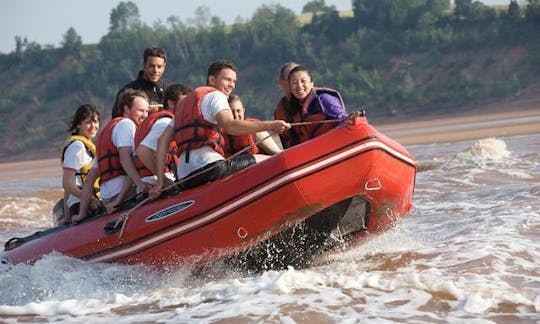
[1,0,510,54]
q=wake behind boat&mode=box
[1,113,416,271]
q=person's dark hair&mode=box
[143,47,167,64]
[278,61,298,81]
[116,89,149,116]
[207,60,238,85]
[285,65,312,120]
[163,83,192,109]
[287,65,311,81]
[67,104,100,135]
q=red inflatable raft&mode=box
[2,114,416,271]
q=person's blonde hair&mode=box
[278,61,298,81]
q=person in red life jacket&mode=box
[277,62,299,102]
[111,47,167,118]
[58,104,100,225]
[274,65,349,149]
[73,89,150,223]
[225,94,283,156]
[134,83,192,186]
[148,59,291,198]
[273,62,299,149]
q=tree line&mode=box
[0,0,539,159]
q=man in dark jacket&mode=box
[111,47,167,118]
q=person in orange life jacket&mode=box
[72,89,150,223]
[225,94,283,156]
[111,47,167,118]
[148,59,291,198]
[274,65,349,149]
[134,83,192,186]
[59,104,100,225]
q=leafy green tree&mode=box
[508,0,521,20]
[525,0,540,21]
[454,0,497,22]
[246,4,299,64]
[188,5,212,29]
[109,1,141,33]
[352,0,449,29]
[62,27,82,56]
[302,0,335,13]
[454,0,474,19]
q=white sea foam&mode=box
[443,137,512,170]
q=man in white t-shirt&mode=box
[134,84,192,186]
[149,60,291,199]
[74,89,150,222]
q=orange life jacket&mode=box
[173,86,226,162]
[274,87,344,148]
[223,118,260,157]
[133,110,178,178]
[96,117,125,184]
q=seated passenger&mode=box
[274,65,348,149]
[73,89,150,222]
[58,104,100,225]
[133,83,192,186]
[149,59,290,197]
[224,94,283,156]
[274,61,298,114]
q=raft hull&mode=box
[2,116,416,270]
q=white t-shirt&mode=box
[100,118,136,199]
[62,140,94,208]
[139,115,176,184]
[171,90,231,178]
[140,116,172,151]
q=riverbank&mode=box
[375,106,540,145]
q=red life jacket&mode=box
[133,110,178,178]
[173,86,226,162]
[223,118,260,157]
[96,117,125,184]
[274,87,343,148]
[274,96,299,149]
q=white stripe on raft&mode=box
[90,140,414,262]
